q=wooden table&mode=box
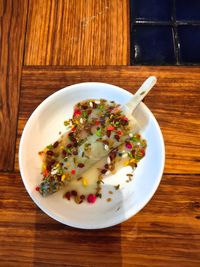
[0,1,200,266]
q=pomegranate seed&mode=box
[114,134,120,141]
[74,109,81,116]
[65,191,71,200]
[125,142,132,149]
[87,194,96,204]
[71,190,77,196]
[106,130,111,137]
[71,169,76,175]
[78,163,85,168]
[107,125,114,131]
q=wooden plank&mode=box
[0,0,4,17]
[15,66,200,174]
[24,0,129,65]
[0,0,28,171]
[0,172,199,266]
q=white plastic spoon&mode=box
[124,76,157,115]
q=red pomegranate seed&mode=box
[114,134,120,141]
[71,190,77,196]
[71,169,76,175]
[65,191,71,200]
[74,109,81,116]
[125,142,132,149]
[78,163,85,168]
[87,194,96,204]
[106,130,111,137]
[107,125,114,131]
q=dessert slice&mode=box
[38,99,139,196]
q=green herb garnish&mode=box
[82,111,88,118]
[67,148,72,154]
[131,135,140,142]
[98,104,104,110]
[96,129,102,137]
[64,121,69,126]
[57,169,63,175]
[128,152,133,158]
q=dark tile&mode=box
[176,0,200,21]
[178,26,200,63]
[132,26,176,65]
[131,0,173,21]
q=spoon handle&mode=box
[125,76,157,113]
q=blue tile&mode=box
[133,26,175,64]
[178,26,200,63]
[131,0,173,21]
[176,0,200,21]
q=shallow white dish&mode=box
[19,82,165,229]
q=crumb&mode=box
[114,184,120,190]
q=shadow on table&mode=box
[32,184,128,266]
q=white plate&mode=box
[19,82,165,229]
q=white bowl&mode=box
[19,82,165,229]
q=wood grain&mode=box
[24,0,129,65]
[0,0,4,17]
[0,0,28,171]
[1,0,199,265]
[0,172,199,266]
[15,66,200,174]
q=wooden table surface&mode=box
[0,1,200,266]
